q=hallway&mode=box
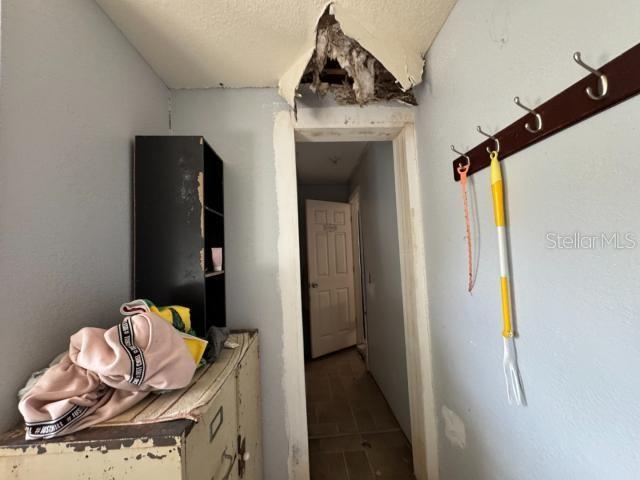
[306,348,415,479]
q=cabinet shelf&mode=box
[205,270,224,278]
[205,206,224,217]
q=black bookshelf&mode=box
[133,136,225,335]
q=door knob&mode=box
[311,282,319,288]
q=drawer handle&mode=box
[209,405,223,442]
[238,435,249,478]
[221,451,237,480]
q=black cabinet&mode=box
[134,136,225,335]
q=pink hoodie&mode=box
[19,313,196,440]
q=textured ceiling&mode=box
[296,142,368,184]
[96,0,456,100]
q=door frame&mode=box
[348,187,368,366]
[274,106,437,480]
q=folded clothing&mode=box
[19,313,197,440]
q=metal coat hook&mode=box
[452,43,640,181]
[476,126,500,153]
[513,97,543,133]
[451,145,470,171]
[573,51,608,100]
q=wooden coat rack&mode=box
[452,42,640,181]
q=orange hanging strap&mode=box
[457,160,474,292]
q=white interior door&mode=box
[306,199,356,358]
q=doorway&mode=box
[296,141,367,361]
[273,106,437,480]
[296,139,415,478]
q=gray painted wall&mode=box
[349,142,411,438]
[170,88,290,479]
[414,1,640,478]
[0,0,169,432]
[297,184,350,205]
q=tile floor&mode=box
[306,348,415,480]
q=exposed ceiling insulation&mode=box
[96,0,456,104]
[299,10,418,106]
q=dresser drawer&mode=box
[185,370,238,480]
[0,332,260,480]
[0,421,187,479]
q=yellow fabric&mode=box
[178,332,208,365]
[148,305,204,361]
[149,305,193,334]
[120,299,206,363]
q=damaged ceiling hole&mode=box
[299,8,417,106]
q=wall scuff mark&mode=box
[442,405,466,449]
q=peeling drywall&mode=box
[95,0,457,103]
[280,47,317,106]
[280,1,456,105]
[299,10,418,106]
[278,4,331,107]
[332,3,423,90]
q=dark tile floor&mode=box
[306,348,416,480]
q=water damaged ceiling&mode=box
[299,9,419,105]
[96,0,456,105]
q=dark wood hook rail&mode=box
[452,42,640,181]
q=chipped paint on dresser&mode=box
[0,331,261,480]
[0,429,184,479]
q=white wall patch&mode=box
[441,405,466,449]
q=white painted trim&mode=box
[349,187,367,360]
[392,124,438,480]
[273,111,310,479]
[274,106,438,480]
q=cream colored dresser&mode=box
[0,331,262,480]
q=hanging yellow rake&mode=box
[489,148,526,406]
